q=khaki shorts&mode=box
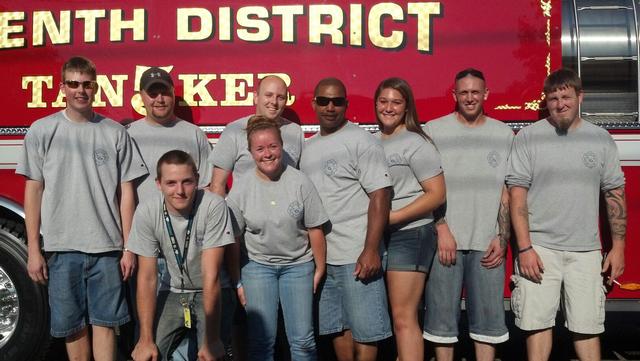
[511,245,606,334]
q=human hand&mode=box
[517,248,544,283]
[120,250,137,281]
[313,265,326,294]
[437,227,457,266]
[27,250,48,285]
[602,246,625,285]
[353,248,381,280]
[131,340,158,361]
[481,236,506,269]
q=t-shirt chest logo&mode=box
[287,201,303,220]
[387,153,404,166]
[487,150,501,168]
[94,149,110,166]
[582,151,598,169]
[323,159,338,176]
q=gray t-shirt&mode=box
[209,115,304,181]
[424,113,514,250]
[127,118,212,202]
[374,128,443,230]
[226,165,328,265]
[300,122,392,265]
[16,111,148,253]
[506,118,624,251]
[127,190,235,292]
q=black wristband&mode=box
[519,245,533,253]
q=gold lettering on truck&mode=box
[237,6,271,42]
[110,9,146,41]
[221,74,254,106]
[177,8,213,41]
[369,3,405,49]
[32,11,71,46]
[408,2,441,53]
[309,5,344,45]
[272,5,304,43]
[75,10,107,43]
[94,74,128,107]
[22,76,52,108]
[0,12,26,49]
[179,74,219,107]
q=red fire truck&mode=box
[1,1,638,360]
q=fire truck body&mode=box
[0,1,638,360]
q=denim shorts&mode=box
[47,251,130,337]
[423,250,508,344]
[511,245,605,334]
[318,263,392,343]
[386,223,437,273]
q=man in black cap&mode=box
[128,66,211,201]
[128,67,236,360]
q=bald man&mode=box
[209,75,304,196]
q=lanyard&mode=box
[162,199,195,292]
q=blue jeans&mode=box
[318,263,392,343]
[423,250,508,344]
[242,260,317,361]
[47,251,129,337]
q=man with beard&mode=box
[423,68,513,361]
[507,68,627,361]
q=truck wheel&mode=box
[0,219,50,361]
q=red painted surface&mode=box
[1,1,638,302]
[1,0,560,126]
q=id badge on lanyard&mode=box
[163,200,195,328]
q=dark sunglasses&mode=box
[314,96,346,107]
[145,88,172,98]
[64,80,97,89]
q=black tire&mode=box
[0,219,50,361]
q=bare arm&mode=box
[227,238,246,306]
[354,187,391,280]
[389,174,446,226]
[119,180,137,281]
[308,226,326,293]
[602,186,627,284]
[433,201,457,266]
[25,179,46,284]
[209,167,230,197]
[509,186,544,282]
[481,186,510,268]
[199,247,226,360]
[131,256,158,361]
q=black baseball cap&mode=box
[140,67,173,91]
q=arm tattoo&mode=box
[604,187,627,241]
[498,198,511,248]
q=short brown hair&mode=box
[246,115,283,150]
[156,150,198,180]
[62,56,96,81]
[544,68,582,95]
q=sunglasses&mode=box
[145,87,172,98]
[314,96,346,107]
[64,80,97,89]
